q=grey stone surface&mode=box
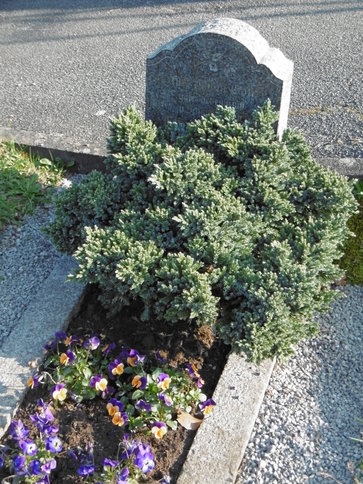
[178,353,275,484]
[0,126,107,174]
[0,256,85,438]
[146,18,293,139]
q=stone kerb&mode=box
[146,18,294,139]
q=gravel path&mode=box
[0,178,81,348]
[237,284,363,484]
[0,206,61,347]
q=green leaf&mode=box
[131,389,144,401]
[166,419,178,431]
[82,367,92,379]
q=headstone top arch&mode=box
[146,18,293,139]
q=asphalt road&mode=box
[1,0,362,165]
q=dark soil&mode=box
[0,285,229,483]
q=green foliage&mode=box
[339,180,363,285]
[46,171,123,254]
[0,141,65,230]
[48,101,358,361]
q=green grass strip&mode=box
[0,141,69,230]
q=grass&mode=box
[0,141,71,230]
[339,179,363,285]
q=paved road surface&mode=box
[1,0,362,167]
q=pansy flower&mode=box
[41,458,57,475]
[52,383,67,402]
[106,398,123,417]
[131,375,147,390]
[157,373,171,390]
[156,350,168,363]
[103,458,118,468]
[197,377,205,388]
[127,349,145,367]
[158,393,173,407]
[59,349,75,366]
[13,455,28,475]
[45,435,63,453]
[31,401,58,435]
[90,375,108,392]
[135,399,151,412]
[84,336,100,350]
[77,464,95,476]
[134,443,155,474]
[29,459,42,476]
[111,411,128,427]
[19,438,38,456]
[117,467,130,483]
[199,398,216,415]
[187,362,204,387]
[102,342,116,356]
[120,435,137,460]
[10,420,29,441]
[187,362,201,379]
[54,331,66,342]
[27,374,39,389]
[44,340,55,352]
[108,359,124,377]
[151,421,167,440]
[64,335,80,346]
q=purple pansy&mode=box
[35,477,51,484]
[199,398,216,415]
[84,336,100,350]
[77,464,95,476]
[19,438,38,456]
[126,349,145,367]
[10,420,29,441]
[29,459,42,475]
[120,435,137,460]
[108,358,124,378]
[27,373,39,389]
[45,435,63,453]
[90,374,107,391]
[44,340,55,352]
[103,342,116,356]
[117,467,129,483]
[158,393,173,407]
[41,458,57,475]
[131,374,147,390]
[134,443,155,474]
[103,458,118,468]
[135,399,152,412]
[60,349,75,365]
[54,331,67,341]
[13,455,28,475]
[156,350,168,363]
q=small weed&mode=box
[339,180,363,285]
[0,141,67,230]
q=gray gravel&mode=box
[0,178,80,347]
[0,207,59,346]
[237,284,363,484]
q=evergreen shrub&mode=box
[47,102,357,361]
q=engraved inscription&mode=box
[145,18,293,137]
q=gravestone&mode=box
[145,18,293,139]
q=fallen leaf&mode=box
[177,411,203,430]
